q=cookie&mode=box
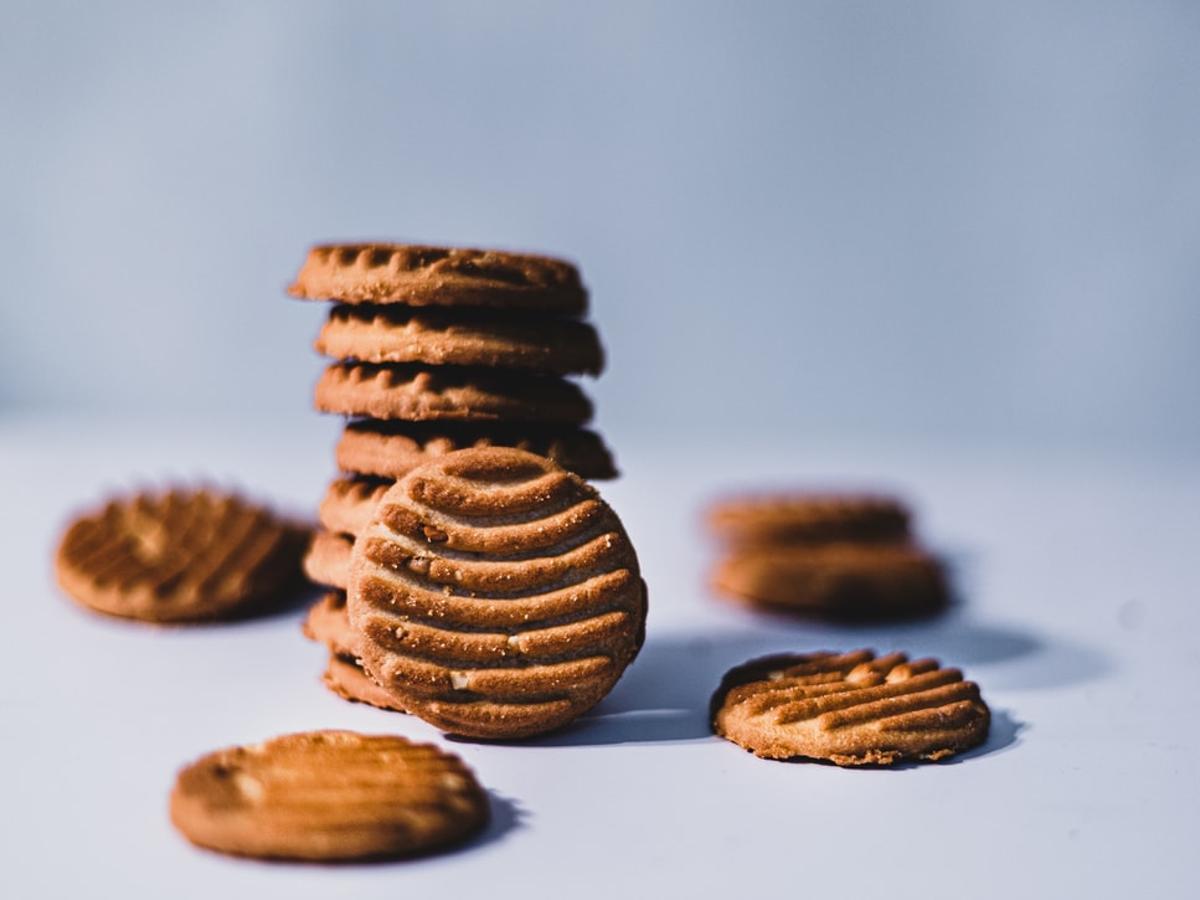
[336,420,617,481]
[316,305,604,375]
[319,477,390,537]
[709,493,910,546]
[347,447,647,739]
[302,531,352,590]
[169,730,487,860]
[315,362,593,423]
[712,543,947,619]
[288,243,586,314]
[55,488,306,623]
[711,650,990,765]
[323,653,409,714]
[301,590,359,657]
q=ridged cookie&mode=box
[712,650,990,765]
[316,305,604,375]
[336,420,617,481]
[709,493,910,546]
[55,488,306,623]
[712,543,947,619]
[302,592,406,713]
[323,653,409,714]
[302,531,352,590]
[170,730,487,860]
[315,362,593,423]
[347,447,647,739]
[289,243,586,314]
[319,477,390,537]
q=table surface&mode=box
[3,414,1197,899]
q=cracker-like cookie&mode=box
[55,488,306,623]
[315,362,593,423]
[336,420,617,481]
[319,477,390,537]
[316,305,603,375]
[709,493,910,546]
[302,531,352,590]
[712,543,947,619]
[348,447,646,739]
[302,593,407,713]
[288,243,586,314]
[712,650,990,765]
[169,730,487,860]
[323,653,409,714]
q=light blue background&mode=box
[3,1,1198,452]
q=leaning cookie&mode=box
[708,492,910,547]
[711,650,990,765]
[169,731,487,861]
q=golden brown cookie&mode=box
[712,543,947,619]
[288,243,586,314]
[708,493,910,547]
[323,653,409,714]
[347,447,647,739]
[336,420,617,481]
[55,488,306,623]
[169,730,487,860]
[316,305,604,375]
[315,362,593,423]
[319,477,390,537]
[302,531,353,590]
[712,650,990,765]
[301,590,359,657]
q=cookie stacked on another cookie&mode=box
[708,493,948,619]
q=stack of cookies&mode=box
[286,242,617,707]
[708,493,948,619]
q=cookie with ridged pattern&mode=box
[302,530,352,590]
[289,242,586,314]
[348,447,647,739]
[302,592,407,713]
[336,420,617,481]
[708,493,910,547]
[169,730,487,861]
[55,488,306,623]
[324,654,409,714]
[315,362,593,424]
[316,305,603,375]
[712,650,990,765]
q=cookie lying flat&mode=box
[712,650,990,765]
[336,420,617,481]
[170,731,487,861]
[348,447,647,739]
[55,488,305,623]
[709,493,910,547]
[289,243,586,315]
[316,305,604,375]
[712,543,947,619]
[302,531,352,590]
[319,477,390,537]
[315,362,593,423]
[303,593,406,713]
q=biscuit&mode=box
[347,447,646,739]
[315,362,593,423]
[709,493,910,546]
[319,477,390,537]
[302,531,352,590]
[712,543,947,619]
[316,305,604,375]
[336,420,617,481]
[169,730,487,860]
[288,243,586,314]
[303,593,407,713]
[55,488,306,623]
[711,650,990,765]
[323,653,409,714]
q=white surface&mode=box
[2,415,1197,898]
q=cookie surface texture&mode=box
[319,478,390,537]
[302,531,353,590]
[347,446,646,739]
[170,730,486,860]
[709,493,910,546]
[289,243,586,314]
[712,650,990,765]
[55,488,304,623]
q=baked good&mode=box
[169,730,487,860]
[302,531,352,590]
[708,493,910,546]
[711,650,990,765]
[55,488,305,623]
[323,654,408,713]
[347,447,646,739]
[302,592,405,713]
[319,477,390,537]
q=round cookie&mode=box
[288,243,587,314]
[323,654,409,714]
[712,543,947,619]
[347,447,647,739]
[336,420,617,481]
[315,362,593,424]
[302,531,353,590]
[316,305,604,375]
[319,477,390,537]
[709,493,910,546]
[711,650,990,765]
[55,488,306,623]
[302,593,406,713]
[169,731,487,860]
